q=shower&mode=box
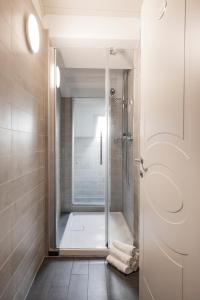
[48,47,135,254]
[110,87,122,102]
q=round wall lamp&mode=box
[56,66,61,88]
[26,14,40,53]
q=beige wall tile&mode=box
[0,168,45,211]
[0,100,12,129]
[12,106,34,132]
[0,0,48,299]
[0,0,12,25]
[0,128,12,156]
[0,15,11,51]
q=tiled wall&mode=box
[122,70,134,234]
[60,97,72,212]
[110,70,123,211]
[73,98,105,206]
[0,0,48,299]
[133,50,141,248]
[74,137,105,204]
[110,98,123,211]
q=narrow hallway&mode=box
[1,0,200,299]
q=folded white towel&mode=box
[110,246,135,267]
[106,255,134,275]
[130,260,139,272]
[133,250,139,261]
[113,240,137,256]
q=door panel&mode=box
[140,0,200,299]
[143,230,183,300]
[143,0,186,141]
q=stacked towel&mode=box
[110,246,135,267]
[106,240,139,275]
[106,255,134,275]
[113,240,137,256]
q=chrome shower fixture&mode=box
[110,87,122,102]
[110,88,116,96]
[109,47,118,55]
[109,47,125,56]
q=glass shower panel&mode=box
[122,70,134,235]
[72,98,106,206]
[107,49,134,248]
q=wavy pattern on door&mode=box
[143,232,183,300]
[146,171,183,214]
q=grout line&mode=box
[0,198,45,272]
[66,258,75,298]
[0,214,44,298]
[105,259,110,300]
[0,149,45,160]
[14,237,45,300]
[0,179,45,215]
[0,166,45,187]
[23,252,45,300]
[87,259,89,300]
[0,193,45,247]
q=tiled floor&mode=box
[26,258,139,300]
[59,212,133,248]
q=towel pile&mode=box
[106,240,139,275]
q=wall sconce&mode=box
[56,66,61,88]
[26,14,40,53]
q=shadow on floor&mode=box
[27,258,139,300]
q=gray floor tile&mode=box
[27,258,139,300]
[89,258,106,265]
[67,274,88,300]
[47,286,68,300]
[88,263,108,300]
[106,263,139,300]
[72,259,89,275]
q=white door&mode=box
[140,0,200,299]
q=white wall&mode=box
[58,48,134,69]
[43,15,140,49]
[41,0,142,17]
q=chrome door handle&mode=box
[141,158,148,173]
[134,158,141,164]
[134,158,148,173]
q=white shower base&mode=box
[59,212,133,249]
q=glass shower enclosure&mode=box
[48,47,134,254]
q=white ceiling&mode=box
[58,48,134,69]
[40,0,143,17]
